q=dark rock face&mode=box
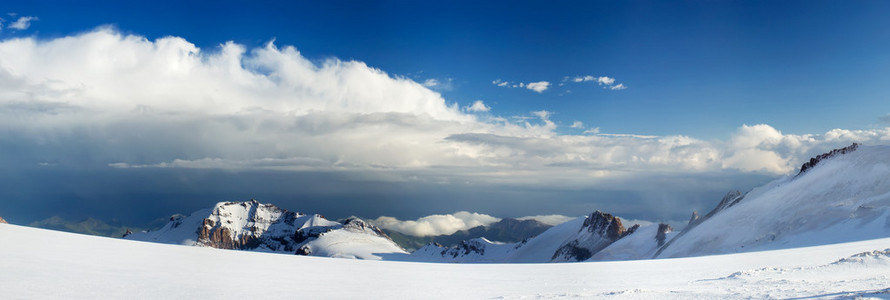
[687,211,699,227]
[552,211,632,262]
[655,224,673,247]
[798,143,859,175]
[122,229,133,238]
[295,245,312,256]
[581,211,627,240]
[551,240,593,262]
[441,239,489,258]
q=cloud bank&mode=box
[1,27,889,191]
[371,212,501,236]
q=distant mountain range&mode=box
[26,216,162,238]
[11,143,890,264]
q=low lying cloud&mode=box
[371,212,501,236]
[516,214,576,226]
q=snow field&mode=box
[2,223,889,299]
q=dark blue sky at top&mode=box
[7,0,890,138]
[2,1,890,226]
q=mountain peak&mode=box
[581,210,627,240]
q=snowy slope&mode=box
[592,224,675,261]
[3,223,890,299]
[126,200,406,259]
[657,144,890,258]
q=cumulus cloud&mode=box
[570,121,584,129]
[464,100,490,112]
[370,211,501,236]
[8,16,37,30]
[525,81,550,93]
[2,27,889,191]
[610,83,626,90]
[516,214,576,226]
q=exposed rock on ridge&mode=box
[798,143,859,175]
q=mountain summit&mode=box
[125,200,406,260]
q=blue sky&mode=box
[9,1,890,137]
[1,1,889,230]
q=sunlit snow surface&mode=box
[2,224,889,299]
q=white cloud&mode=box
[583,127,601,134]
[8,16,37,30]
[525,81,550,93]
[2,28,890,190]
[531,110,551,120]
[370,212,501,236]
[464,100,490,112]
[596,76,615,85]
[422,77,453,91]
[493,79,550,93]
[570,121,584,129]
[516,214,576,226]
[568,74,626,90]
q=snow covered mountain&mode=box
[125,199,406,260]
[411,211,673,263]
[412,144,890,263]
[656,143,890,258]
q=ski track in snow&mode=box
[2,223,890,299]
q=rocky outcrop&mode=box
[703,190,744,220]
[0,216,7,224]
[655,224,672,247]
[552,211,633,262]
[798,143,859,175]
